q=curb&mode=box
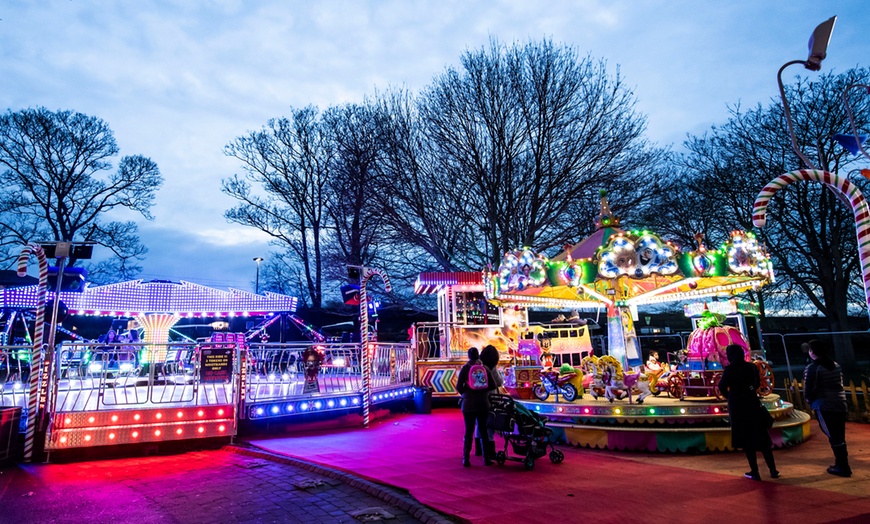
[225,444,461,524]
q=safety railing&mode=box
[0,345,32,409]
[53,341,237,412]
[246,342,363,401]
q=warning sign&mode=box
[201,346,234,383]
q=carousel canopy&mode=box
[485,193,774,310]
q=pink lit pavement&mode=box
[249,408,870,524]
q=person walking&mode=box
[718,344,778,481]
[455,347,496,467]
[804,339,852,477]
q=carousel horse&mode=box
[598,355,653,404]
[580,355,606,399]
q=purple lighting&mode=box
[0,280,298,316]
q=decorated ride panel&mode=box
[416,361,461,397]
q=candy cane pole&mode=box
[753,169,870,319]
[359,267,392,427]
[17,244,48,462]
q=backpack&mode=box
[467,361,489,390]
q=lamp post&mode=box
[253,257,263,294]
[776,16,837,169]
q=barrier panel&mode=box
[0,345,32,413]
[45,341,239,453]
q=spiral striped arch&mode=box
[16,243,48,462]
[753,169,870,313]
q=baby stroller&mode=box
[487,394,565,470]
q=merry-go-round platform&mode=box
[510,392,811,453]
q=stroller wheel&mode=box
[496,451,507,466]
[549,449,564,464]
[524,457,535,471]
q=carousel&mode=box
[480,191,811,452]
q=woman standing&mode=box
[804,339,851,477]
[475,345,504,458]
[456,347,496,467]
[718,344,779,481]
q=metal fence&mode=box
[0,345,32,410]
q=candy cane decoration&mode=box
[359,267,392,427]
[16,243,48,462]
[753,169,870,318]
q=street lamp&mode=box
[777,16,837,169]
[253,257,263,294]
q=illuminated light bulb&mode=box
[713,407,720,414]
[614,408,621,415]
[60,436,68,443]
[132,431,139,438]
[177,411,184,418]
[108,433,116,440]
[218,425,226,432]
[111,415,118,422]
[680,408,686,414]
[583,408,590,414]
[156,413,163,420]
[197,410,204,417]
[649,408,656,415]
[314,401,323,409]
[271,406,280,414]
[286,405,294,412]
[300,403,309,411]
[176,428,183,435]
[88,416,95,424]
[64,417,72,424]
[339,399,347,407]
[155,430,162,436]
[134,414,141,421]
[84,435,92,442]
[217,409,225,416]
[256,408,264,415]
[198,427,205,433]
[327,400,335,408]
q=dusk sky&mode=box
[1,1,868,296]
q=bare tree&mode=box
[375,39,665,271]
[655,68,870,370]
[223,107,333,308]
[0,107,162,281]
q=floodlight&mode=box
[805,16,837,71]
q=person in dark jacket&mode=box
[473,345,504,458]
[804,339,851,477]
[455,347,497,467]
[718,344,778,481]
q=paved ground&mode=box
[250,409,870,524]
[1,408,868,523]
[0,445,456,523]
